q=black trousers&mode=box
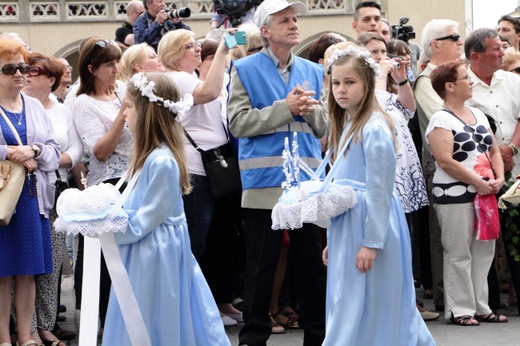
[238,209,326,346]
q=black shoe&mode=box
[435,305,445,312]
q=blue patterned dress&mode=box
[0,106,52,277]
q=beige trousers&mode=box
[435,202,495,319]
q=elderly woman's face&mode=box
[0,55,27,94]
[177,39,202,73]
[91,59,120,85]
[451,65,473,100]
[24,62,54,95]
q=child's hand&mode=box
[322,246,328,266]
[355,246,377,272]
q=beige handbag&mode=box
[0,107,26,226]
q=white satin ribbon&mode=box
[79,171,151,346]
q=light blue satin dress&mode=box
[102,145,230,346]
[323,114,435,346]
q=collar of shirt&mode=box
[468,65,504,87]
[265,46,293,84]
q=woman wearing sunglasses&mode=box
[0,38,60,346]
[71,37,132,336]
[22,52,84,346]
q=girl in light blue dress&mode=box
[101,72,230,346]
[322,46,435,345]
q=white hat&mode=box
[254,0,306,27]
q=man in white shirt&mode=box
[466,28,520,177]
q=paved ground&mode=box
[58,275,520,345]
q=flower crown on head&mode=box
[326,45,381,77]
[130,72,193,121]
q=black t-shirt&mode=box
[115,21,133,46]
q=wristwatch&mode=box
[31,144,41,158]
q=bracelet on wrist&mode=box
[396,79,409,86]
[509,143,518,155]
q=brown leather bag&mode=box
[0,107,26,226]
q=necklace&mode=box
[0,95,23,125]
[14,111,23,125]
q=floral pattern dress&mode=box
[376,90,429,213]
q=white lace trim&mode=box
[271,183,358,230]
[54,216,128,237]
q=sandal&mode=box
[17,340,40,346]
[450,314,480,326]
[270,315,286,334]
[475,313,508,323]
[272,308,300,329]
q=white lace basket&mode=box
[271,133,357,230]
[55,182,129,237]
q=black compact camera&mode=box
[167,7,191,19]
[391,17,415,42]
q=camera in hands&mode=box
[167,7,191,19]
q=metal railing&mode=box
[1,0,352,23]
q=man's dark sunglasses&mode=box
[0,63,31,75]
[435,34,461,42]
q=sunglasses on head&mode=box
[510,67,520,74]
[435,34,461,42]
[95,40,116,48]
[0,63,31,75]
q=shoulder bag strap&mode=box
[0,107,23,146]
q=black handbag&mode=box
[184,129,242,200]
[54,170,69,204]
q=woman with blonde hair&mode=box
[119,43,163,82]
[158,29,232,262]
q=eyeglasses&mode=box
[65,65,73,72]
[435,34,461,42]
[95,40,117,48]
[455,75,471,81]
[185,41,201,50]
[509,67,520,74]
[0,63,31,75]
[28,66,48,77]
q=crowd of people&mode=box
[2,0,520,345]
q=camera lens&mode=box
[168,7,191,19]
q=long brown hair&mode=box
[126,73,191,195]
[328,51,393,157]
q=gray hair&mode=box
[259,14,273,47]
[421,19,459,59]
[465,28,499,58]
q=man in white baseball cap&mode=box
[228,0,328,345]
[253,0,305,27]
